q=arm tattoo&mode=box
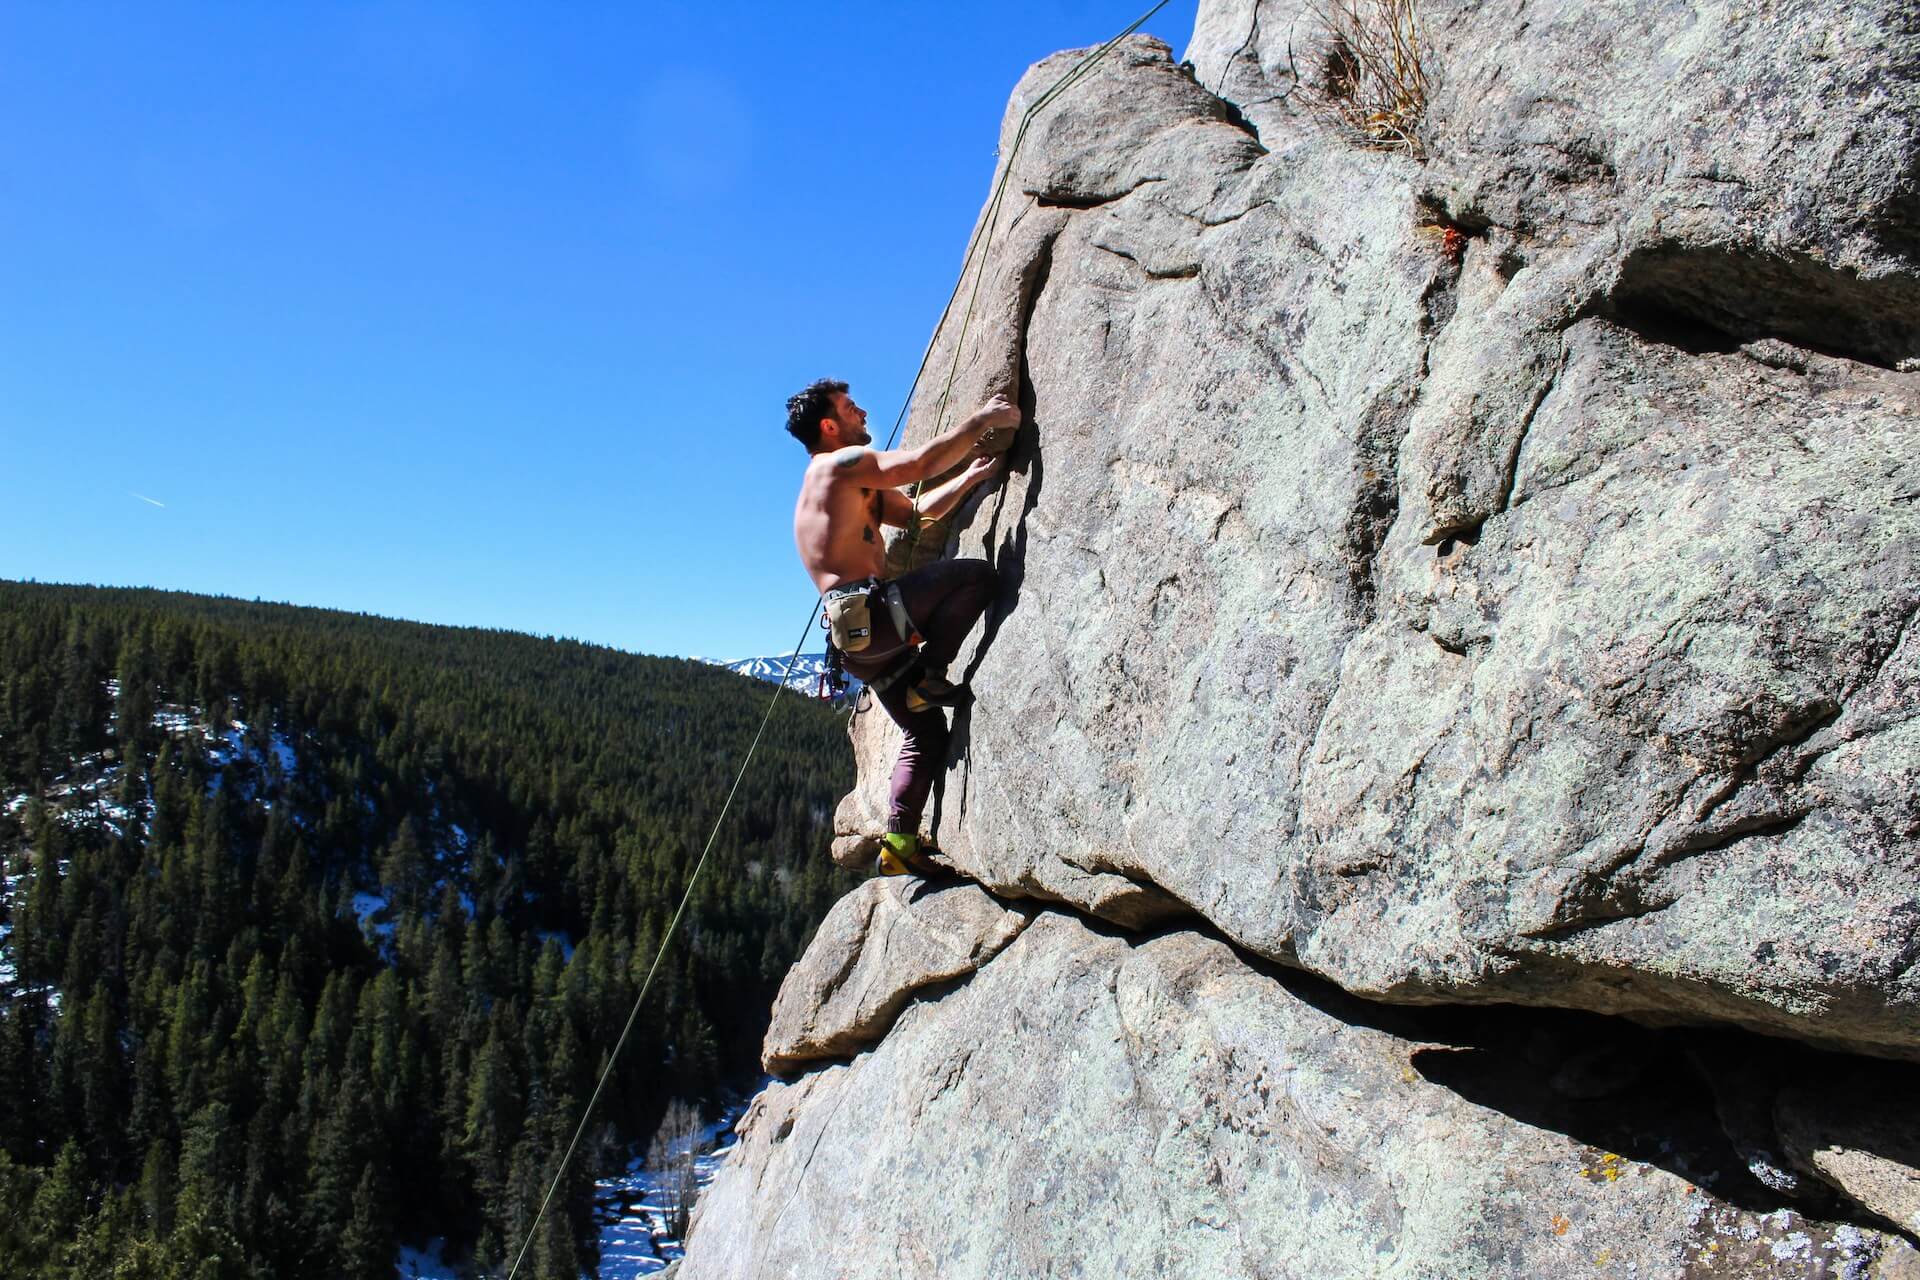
[863,525,876,544]
[834,448,867,469]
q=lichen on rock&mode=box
[830,0,1920,1060]
[761,877,1033,1075]
[684,913,1920,1278]
[696,0,1920,1273]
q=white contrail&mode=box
[130,492,166,508]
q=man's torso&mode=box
[795,455,887,593]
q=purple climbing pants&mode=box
[839,558,998,835]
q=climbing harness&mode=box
[820,574,938,714]
[821,576,921,661]
[863,650,922,700]
[503,6,1171,1275]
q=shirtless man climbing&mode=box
[788,378,1018,876]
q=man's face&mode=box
[828,391,871,446]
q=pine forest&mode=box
[0,580,857,1278]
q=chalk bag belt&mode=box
[823,579,923,687]
[825,580,921,647]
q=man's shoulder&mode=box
[804,447,872,481]
[800,449,859,500]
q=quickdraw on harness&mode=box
[817,644,850,703]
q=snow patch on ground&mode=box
[36,758,136,835]
[1,865,18,986]
[353,891,394,937]
[395,1238,459,1279]
[198,719,301,806]
[594,1092,752,1278]
[212,722,298,775]
[57,806,130,837]
[151,708,201,736]
[378,1094,751,1278]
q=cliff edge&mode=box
[682,0,1920,1274]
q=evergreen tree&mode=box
[0,1149,45,1272]
[339,1163,394,1280]
[29,1140,89,1274]
[0,580,859,1264]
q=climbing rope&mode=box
[901,0,1171,560]
[501,606,823,1279]
[504,5,1169,1274]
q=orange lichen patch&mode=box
[1551,1214,1571,1236]
[1415,221,1469,264]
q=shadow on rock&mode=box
[933,409,1045,843]
[1410,1011,1848,1218]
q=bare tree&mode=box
[646,1098,709,1241]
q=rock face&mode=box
[682,911,1920,1279]
[687,1,1920,1275]
[761,877,1032,1074]
[825,0,1920,1059]
[1778,1081,1920,1237]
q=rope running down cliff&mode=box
[503,6,1171,1274]
[900,2,1172,558]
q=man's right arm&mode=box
[829,394,1021,488]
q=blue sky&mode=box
[0,0,1200,660]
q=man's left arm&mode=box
[881,456,1005,526]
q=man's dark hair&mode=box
[785,378,848,451]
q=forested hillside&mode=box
[0,580,856,1278]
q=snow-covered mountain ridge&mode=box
[700,652,860,699]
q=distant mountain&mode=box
[708,651,862,700]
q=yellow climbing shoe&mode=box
[902,670,969,714]
[877,832,943,878]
